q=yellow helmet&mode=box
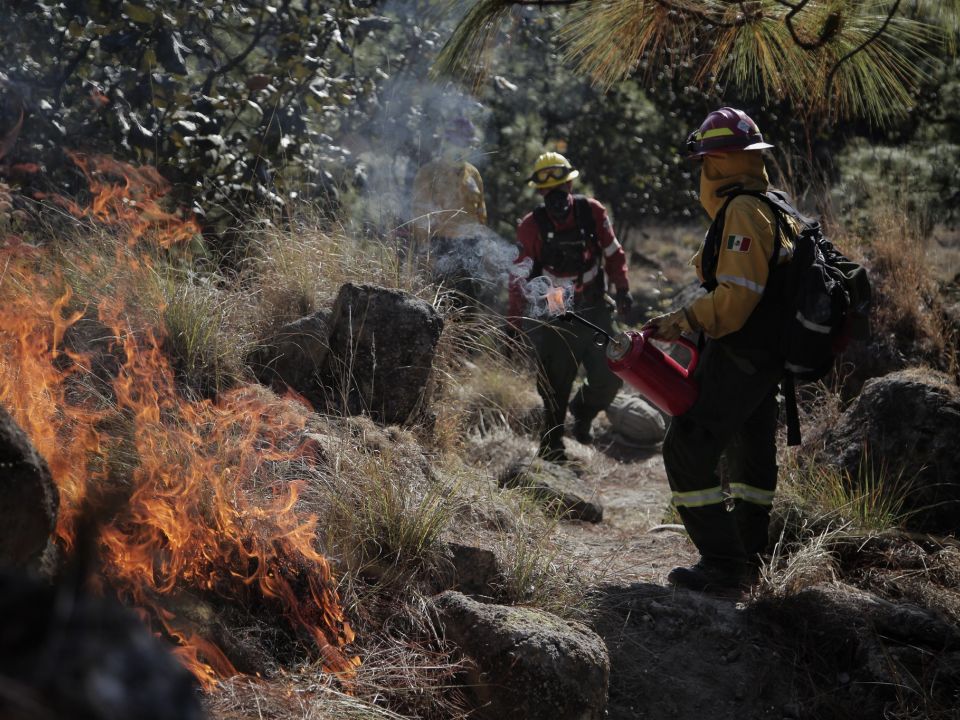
[527,152,579,189]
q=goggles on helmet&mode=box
[529,165,572,184]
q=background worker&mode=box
[411,115,487,299]
[644,107,798,592]
[509,152,632,462]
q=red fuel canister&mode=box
[605,328,700,416]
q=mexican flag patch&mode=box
[726,234,752,252]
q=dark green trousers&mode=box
[531,304,622,451]
[662,340,782,568]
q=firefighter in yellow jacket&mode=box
[411,117,487,282]
[644,107,799,593]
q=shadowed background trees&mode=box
[0,0,958,253]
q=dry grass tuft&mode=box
[830,204,958,379]
[208,672,419,719]
[757,523,840,598]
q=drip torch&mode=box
[561,311,700,416]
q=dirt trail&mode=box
[551,418,802,720]
[555,431,696,587]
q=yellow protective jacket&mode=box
[688,152,797,339]
[411,158,487,243]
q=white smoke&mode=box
[517,274,574,319]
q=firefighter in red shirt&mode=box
[509,152,632,462]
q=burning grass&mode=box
[0,257,360,684]
[0,151,592,717]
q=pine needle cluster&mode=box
[436,0,960,124]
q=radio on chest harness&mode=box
[529,195,603,299]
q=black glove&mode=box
[615,288,633,317]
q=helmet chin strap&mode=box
[544,188,572,218]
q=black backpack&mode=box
[734,191,872,444]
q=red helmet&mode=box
[686,107,774,158]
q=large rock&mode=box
[431,590,609,720]
[593,582,799,720]
[324,283,443,424]
[500,459,603,523]
[753,581,960,718]
[248,311,330,405]
[604,392,666,446]
[817,369,960,532]
[0,404,58,569]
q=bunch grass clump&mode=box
[775,450,911,540]
[856,210,954,369]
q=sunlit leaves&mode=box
[438,0,956,125]
[0,0,388,225]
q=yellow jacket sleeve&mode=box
[688,196,780,338]
[463,164,487,226]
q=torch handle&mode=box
[560,312,614,344]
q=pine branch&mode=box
[824,0,903,105]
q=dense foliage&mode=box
[0,0,388,227]
[0,0,957,251]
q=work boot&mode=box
[572,416,594,445]
[536,438,568,464]
[667,559,751,593]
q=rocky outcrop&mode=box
[500,459,603,522]
[753,581,960,718]
[324,283,443,425]
[433,541,503,599]
[431,590,609,720]
[249,284,444,425]
[817,369,960,532]
[0,404,58,569]
[593,582,798,720]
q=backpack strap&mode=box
[748,191,813,447]
[572,195,597,240]
[706,188,804,445]
[572,195,602,289]
[782,373,801,447]
[530,205,552,280]
[531,197,602,287]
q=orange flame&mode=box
[546,286,566,315]
[0,157,357,688]
[35,152,200,248]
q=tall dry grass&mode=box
[1,206,590,718]
[829,201,958,380]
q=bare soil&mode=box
[549,417,806,720]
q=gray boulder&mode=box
[604,392,666,446]
[500,459,603,523]
[0,404,59,569]
[817,369,960,532]
[431,590,609,720]
[249,311,330,405]
[324,283,443,425]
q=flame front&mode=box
[35,153,200,248]
[0,157,357,687]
